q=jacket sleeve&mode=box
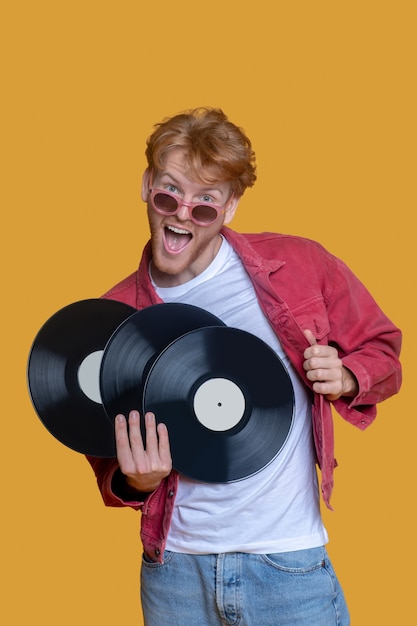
[85,455,144,510]
[323,252,402,426]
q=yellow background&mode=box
[1,1,415,624]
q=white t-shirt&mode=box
[151,237,328,554]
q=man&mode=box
[87,108,402,625]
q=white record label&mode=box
[77,350,103,404]
[193,377,245,431]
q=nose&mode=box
[176,199,192,221]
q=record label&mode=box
[193,377,246,431]
[77,350,104,404]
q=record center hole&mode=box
[193,378,245,432]
[77,350,104,404]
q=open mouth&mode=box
[163,225,193,253]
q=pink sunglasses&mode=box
[149,187,228,226]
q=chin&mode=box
[151,253,187,283]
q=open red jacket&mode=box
[87,228,402,562]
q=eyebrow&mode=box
[159,172,224,196]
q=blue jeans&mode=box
[140,547,350,625]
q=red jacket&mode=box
[87,228,402,562]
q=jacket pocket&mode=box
[291,297,330,341]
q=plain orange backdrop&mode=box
[2,2,415,624]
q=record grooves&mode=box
[142,326,295,483]
[27,299,136,457]
[100,303,226,421]
[28,301,295,483]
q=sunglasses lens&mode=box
[192,205,218,224]
[153,192,178,214]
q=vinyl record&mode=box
[100,303,226,421]
[27,298,137,456]
[142,326,295,483]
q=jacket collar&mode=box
[221,227,285,275]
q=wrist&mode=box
[126,475,161,495]
[342,366,359,398]
[112,469,152,501]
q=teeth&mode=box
[167,225,190,235]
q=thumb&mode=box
[303,328,317,346]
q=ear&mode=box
[223,195,240,225]
[141,168,152,202]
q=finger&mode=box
[115,413,129,446]
[142,412,161,455]
[115,414,135,469]
[312,380,335,396]
[306,366,340,383]
[156,422,172,466]
[127,410,146,454]
[303,329,321,361]
[303,328,317,346]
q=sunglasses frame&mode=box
[149,187,227,226]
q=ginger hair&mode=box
[145,107,257,196]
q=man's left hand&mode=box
[303,329,359,401]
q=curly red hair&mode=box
[145,108,257,197]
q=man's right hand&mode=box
[115,410,172,494]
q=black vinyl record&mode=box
[27,298,137,456]
[100,303,226,421]
[142,326,295,483]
